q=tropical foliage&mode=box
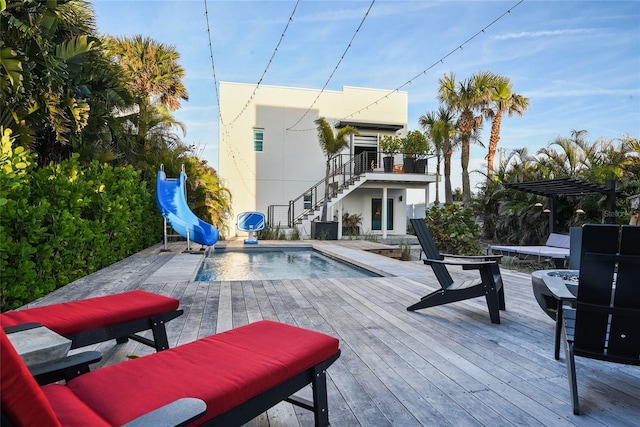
[0,1,231,308]
[314,117,358,221]
[475,130,640,244]
[422,203,482,255]
[481,75,529,179]
[419,107,457,203]
[0,0,229,220]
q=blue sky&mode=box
[93,0,640,202]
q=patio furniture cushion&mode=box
[0,329,62,426]
[34,320,338,426]
[545,233,570,248]
[37,386,109,426]
[0,290,179,336]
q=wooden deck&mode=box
[22,240,640,426]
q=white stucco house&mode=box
[218,82,437,239]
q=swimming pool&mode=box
[194,248,378,281]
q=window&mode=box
[253,129,264,152]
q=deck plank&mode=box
[21,240,640,426]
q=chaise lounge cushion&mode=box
[0,290,179,336]
[0,329,62,426]
[57,320,339,425]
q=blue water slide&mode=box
[156,170,219,246]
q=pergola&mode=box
[505,178,617,233]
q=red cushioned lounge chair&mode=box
[1,290,183,352]
[1,320,341,427]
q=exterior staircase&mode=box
[267,152,373,231]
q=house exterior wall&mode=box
[340,188,406,234]
[219,82,408,237]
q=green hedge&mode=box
[1,130,162,310]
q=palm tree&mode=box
[438,71,492,202]
[105,35,189,171]
[419,107,457,203]
[537,129,590,177]
[106,35,188,112]
[314,117,358,221]
[482,75,530,179]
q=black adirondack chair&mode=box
[408,219,506,324]
[559,224,640,415]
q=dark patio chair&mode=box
[557,224,640,414]
[408,219,505,324]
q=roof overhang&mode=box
[335,121,404,132]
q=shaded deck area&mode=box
[22,241,639,426]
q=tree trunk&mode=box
[458,109,474,203]
[435,157,441,203]
[444,150,453,204]
[487,112,503,178]
[461,133,470,202]
[321,160,330,221]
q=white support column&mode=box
[425,186,430,208]
[336,200,343,240]
[382,187,388,239]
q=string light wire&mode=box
[286,0,377,131]
[287,0,525,132]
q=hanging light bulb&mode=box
[575,208,585,214]
[534,202,543,208]
[543,208,551,213]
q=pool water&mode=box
[194,248,378,281]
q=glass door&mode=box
[371,198,393,230]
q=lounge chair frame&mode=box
[409,219,506,324]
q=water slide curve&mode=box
[156,170,219,246]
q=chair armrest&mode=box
[121,397,207,427]
[542,275,576,301]
[424,258,497,269]
[29,351,102,385]
[442,253,503,263]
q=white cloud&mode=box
[495,28,596,40]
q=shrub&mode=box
[1,132,161,311]
[422,203,482,255]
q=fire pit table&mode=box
[531,269,580,359]
[531,269,579,320]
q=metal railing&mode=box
[267,151,434,227]
[278,152,371,227]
